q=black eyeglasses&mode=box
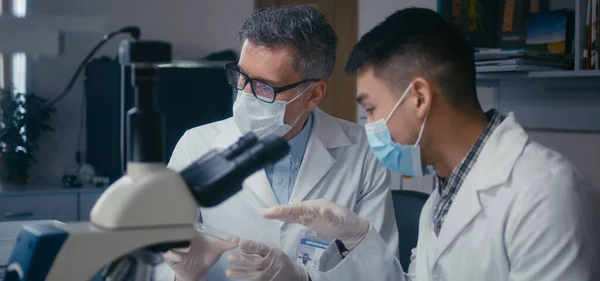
[225,62,319,103]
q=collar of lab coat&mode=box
[210,107,353,208]
[310,107,353,148]
[288,108,353,203]
[429,112,529,266]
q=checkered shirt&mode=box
[432,109,505,236]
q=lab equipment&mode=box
[84,57,234,183]
[196,223,240,244]
[0,221,58,272]
[1,32,289,281]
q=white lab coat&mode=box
[155,108,399,281]
[310,112,600,281]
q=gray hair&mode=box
[237,5,338,81]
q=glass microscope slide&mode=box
[196,222,240,244]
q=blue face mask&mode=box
[364,84,434,177]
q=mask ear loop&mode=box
[385,83,413,123]
[287,82,315,127]
[287,82,315,105]
[414,111,429,146]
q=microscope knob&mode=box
[3,269,21,281]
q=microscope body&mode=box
[3,39,193,281]
[2,38,289,281]
[4,137,287,281]
[7,164,198,281]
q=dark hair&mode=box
[345,7,478,108]
[238,5,338,81]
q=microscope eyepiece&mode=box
[222,133,259,160]
[118,40,171,66]
[180,133,290,207]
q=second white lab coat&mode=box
[155,108,399,281]
[310,112,600,281]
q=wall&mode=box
[357,0,600,192]
[26,0,600,188]
[359,0,437,37]
[28,0,254,181]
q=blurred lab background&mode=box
[0,0,598,220]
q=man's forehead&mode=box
[355,66,379,83]
[240,41,299,83]
[356,69,396,99]
[242,41,295,63]
[356,67,379,89]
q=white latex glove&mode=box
[262,199,371,250]
[162,231,237,281]
[225,239,309,281]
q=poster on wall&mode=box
[440,0,500,48]
[497,0,551,48]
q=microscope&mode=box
[2,37,289,280]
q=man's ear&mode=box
[411,77,432,121]
[305,81,326,111]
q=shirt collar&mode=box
[287,111,313,163]
[436,109,505,196]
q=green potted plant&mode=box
[0,87,55,184]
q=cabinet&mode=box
[0,186,105,222]
[0,194,78,222]
[79,192,103,221]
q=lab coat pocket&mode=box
[317,242,343,271]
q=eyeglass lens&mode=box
[226,68,276,103]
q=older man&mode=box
[156,5,398,281]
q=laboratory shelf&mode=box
[476,70,600,81]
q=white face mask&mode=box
[232,85,311,138]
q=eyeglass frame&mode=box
[224,61,320,104]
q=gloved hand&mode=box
[162,231,237,281]
[262,199,371,250]
[225,239,309,281]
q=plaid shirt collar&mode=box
[433,109,505,235]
